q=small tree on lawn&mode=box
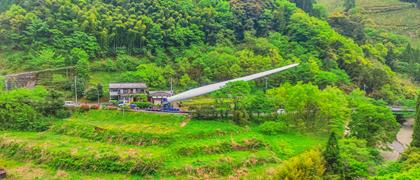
[324,132,342,175]
[411,94,420,147]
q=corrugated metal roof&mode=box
[149,91,173,96]
[109,83,147,89]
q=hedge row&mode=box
[50,122,173,146]
[166,151,278,176]
[50,121,244,146]
[175,138,266,156]
[0,138,162,175]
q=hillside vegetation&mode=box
[0,110,325,178]
[0,0,417,103]
[319,0,420,47]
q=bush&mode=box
[90,104,100,110]
[133,102,153,109]
[257,121,287,135]
[110,100,118,105]
[79,104,90,111]
[50,122,173,146]
[0,87,66,131]
[55,109,72,119]
[273,149,325,179]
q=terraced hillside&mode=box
[319,0,420,47]
[0,110,325,179]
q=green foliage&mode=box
[374,148,420,179]
[0,86,63,131]
[0,132,162,175]
[31,48,65,68]
[268,83,350,134]
[121,63,167,88]
[340,138,381,178]
[412,94,420,147]
[324,132,342,175]
[348,90,399,147]
[75,54,90,82]
[217,81,253,124]
[273,149,325,179]
[85,87,100,101]
[344,0,356,12]
[257,121,287,135]
[0,76,5,91]
[132,102,153,109]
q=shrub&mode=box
[257,121,287,135]
[50,122,173,146]
[273,149,325,179]
[55,109,72,119]
[79,104,90,111]
[90,104,100,110]
[133,102,153,109]
[0,87,65,131]
[175,138,265,156]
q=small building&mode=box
[109,83,147,103]
[148,91,173,105]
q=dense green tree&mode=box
[344,0,356,12]
[218,81,253,124]
[31,48,65,69]
[348,90,399,146]
[290,0,315,14]
[412,93,420,147]
[76,57,90,82]
[324,132,342,176]
[121,63,167,88]
[274,149,325,179]
[0,86,64,131]
[340,138,381,178]
[268,83,349,134]
[70,48,89,66]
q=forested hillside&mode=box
[0,0,416,104]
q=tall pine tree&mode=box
[324,132,342,175]
[411,93,420,147]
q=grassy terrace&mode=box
[319,0,420,47]
[0,110,325,178]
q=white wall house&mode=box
[109,83,147,103]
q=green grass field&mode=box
[318,0,420,47]
[0,110,326,179]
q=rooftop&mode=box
[149,91,173,96]
[109,83,147,89]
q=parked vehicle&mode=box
[277,109,286,114]
[64,101,76,107]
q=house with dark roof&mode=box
[109,83,147,103]
[148,91,173,105]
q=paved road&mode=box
[381,118,414,161]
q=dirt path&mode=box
[381,118,414,161]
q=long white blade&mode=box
[167,63,299,103]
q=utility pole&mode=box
[170,77,173,94]
[97,88,100,105]
[265,77,268,91]
[4,77,7,91]
[74,75,78,105]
